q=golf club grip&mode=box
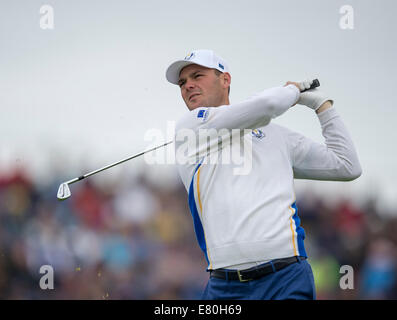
[301,79,320,92]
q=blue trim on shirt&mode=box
[188,161,209,266]
[291,201,307,258]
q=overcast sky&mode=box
[0,0,396,212]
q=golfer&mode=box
[165,49,362,300]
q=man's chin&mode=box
[187,101,203,111]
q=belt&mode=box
[210,256,306,282]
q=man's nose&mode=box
[185,78,196,90]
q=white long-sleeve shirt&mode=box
[174,84,362,270]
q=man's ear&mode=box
[222,72,231,89]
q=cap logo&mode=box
[184,52,195,61]
[218,63,224,70]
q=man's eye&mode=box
[195,74,202,78]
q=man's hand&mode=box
[285,80,312,92]
[284,80,314,107]
[284,80,333,112]
[298,88,333,112]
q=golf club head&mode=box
[57,183,71,200]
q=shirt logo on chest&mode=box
[197,108,209,122]
[251,129,266,139]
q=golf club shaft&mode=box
[67,140,173,185]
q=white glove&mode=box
[297,80,333,111]
[297,79,314,92]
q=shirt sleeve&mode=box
[176,84,300,133]
[280,107,362,181]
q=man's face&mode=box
[178,64,228,111]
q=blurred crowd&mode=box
[0,166,396,300]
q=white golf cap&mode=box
[166,49,230,85]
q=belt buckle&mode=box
[237,270,252,282]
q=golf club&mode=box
[57,140,173,201]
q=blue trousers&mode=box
[202,259,316,300]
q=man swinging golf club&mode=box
[166,49,362,300]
